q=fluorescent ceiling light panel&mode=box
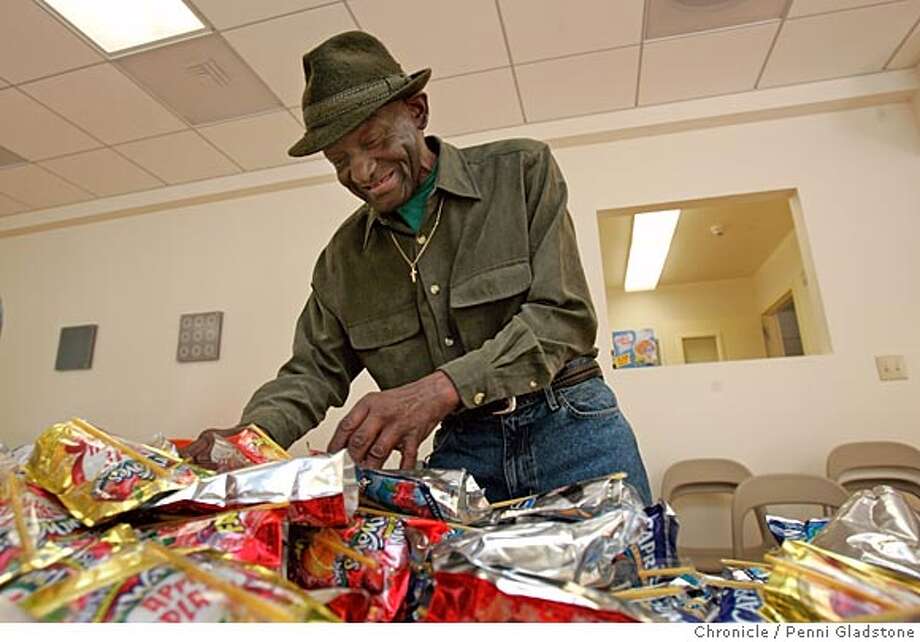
[43,0,206,54]
[624,209,680,292]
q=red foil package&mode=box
[138,506,285,570]
[287,514,411,622]
[424,557,647,623]
[204,425,290,473]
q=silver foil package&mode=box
[489,473,646,524]
[358,468,491,525]
[812,485,920,581]
[432,502,650,589]
[153,451,358,527]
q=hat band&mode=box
[302,74,408,129]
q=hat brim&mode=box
[288,68,431,158]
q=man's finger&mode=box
[362,427,402,469]
[398,439,419,470]
[328,403,371,453]
[346,414,384,465]
[179,432,213,459]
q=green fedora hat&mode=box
[288,31,431,157]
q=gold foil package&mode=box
[25,419,198,527]
[764,540,920,622]
[20,541,339,623]
[0,470,92,585]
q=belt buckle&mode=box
[492,396,517,415]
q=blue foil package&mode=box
[617,501,680,586]
[766,515,829,546]
[715,587,767,623]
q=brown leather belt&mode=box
[455,357,603,420]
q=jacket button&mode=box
[444,336,454,347]
[430,283,441,295]
[473,392,486,405]
[530,380,539,389]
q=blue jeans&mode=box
[427,376,652,505]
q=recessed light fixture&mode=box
[42,0,206,55]
[624,209,681,292]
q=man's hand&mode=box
[327,371,460,469]
[178,426,248,469]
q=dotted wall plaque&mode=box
[177,311,222,363]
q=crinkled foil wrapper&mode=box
[153,451,358,523]
[433,503,649,589]
[812,485,920,581]
[24,419,198,527]
[426,551,657,622]
[764,540,920,622]
[489,473,646,524]
[19,542,339,622]
[359,468,491,524]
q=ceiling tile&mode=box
[646,0,786,40]
[500,0,643,63]
[640,23,778,105]
[117,34,282,126]
[199,110,304,169]
[350,0,509,77]
[191,0,335,29]
[761,2,920,87]
[426,68,523,137]
[888,19,920,68]
[21,64,188,145]
[787,0,896,18]
[516,47,639,122]
[40,148,164,197]
[0,193,28,217]
[0,0,103,83]
[223,5,357,107]
[0,89,100,160]
[115,131,240,184]
[0,164,92,209]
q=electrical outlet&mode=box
[875,355,908,382]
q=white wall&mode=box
[606,278,767,366]
[753,231,829,356]
[2,103,920,548]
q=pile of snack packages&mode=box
[1,418,918,622]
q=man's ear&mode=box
[404,93,430,130]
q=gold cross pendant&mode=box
[410,266,417,283]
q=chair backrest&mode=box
[731,474,849,558]
[661,458,753,503]
[827,441,920,481]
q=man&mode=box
[182,31,652,504]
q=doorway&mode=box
[762,292,804,358]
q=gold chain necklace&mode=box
[388,196,444,283]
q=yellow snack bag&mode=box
[25,419,197,527]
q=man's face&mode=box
[323,95,430,214]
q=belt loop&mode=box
[544,384,559,411]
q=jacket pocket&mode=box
[347,305,421,350]
[450,259,532,308]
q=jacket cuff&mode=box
[438,351,498,410]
